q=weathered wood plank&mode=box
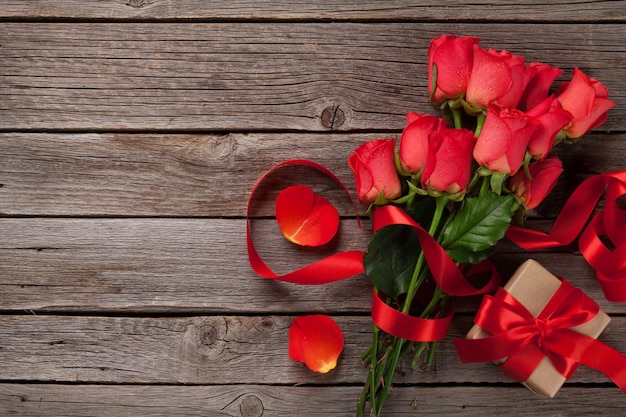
[0,217,372,313]
[1,0,624,21]
[1,384,624,416]
[1,23,624,131]
[0,218,622,314]
[1,132,624,217]
[1,315,625,385]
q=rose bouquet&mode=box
[350,35,614,416]
[246,33,617,417]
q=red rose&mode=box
[556,68,616,139]
[348,138,402,205]
[421,127,475,197]
[466,46,517,109]
[398,112,447,175]
[492,52,531,109]
[508,155,563,209]
[473,105,537,175]
[428,34,480,105]
[526,96,573,160]
[518,62,563,111]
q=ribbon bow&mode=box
[455,278,626,394]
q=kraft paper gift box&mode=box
[464,259,611,398]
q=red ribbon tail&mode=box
[505,172,614,249]
[547,329,626,394]
[506,170,626,302]
[579,210,626,302]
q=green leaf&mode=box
[363,224,420,299]
[441,192,519,264]
[363,200,439,298]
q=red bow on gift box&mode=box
[455,278,626,394]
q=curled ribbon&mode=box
[246,159,365,284]
[454,279,626,393]
[372,206,501,297]
[506,170,626,301]
[248,161,499,341]
[369,205,501,342]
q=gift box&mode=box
[462,259,611,397]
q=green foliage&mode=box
[441,192,519,264]
[363,224,419,299]
[363,199,439,299]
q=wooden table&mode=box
[1,2,625,416]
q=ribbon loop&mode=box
[246,159,365,284]
[506,170,626,301]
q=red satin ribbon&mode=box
[506,170,626,301]
[579,174,626,302]
[369,205,501,341]
[372,205,501,296]
[372,289,453,342]
[455,279,626,393]
[248,161,500,340]
[246,159,365,284]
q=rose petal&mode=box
[275,185,339,247]
[288,315,344,373]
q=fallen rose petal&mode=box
[275,185,340,247]
[288,315,344,373]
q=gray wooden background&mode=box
[1,1,625,415]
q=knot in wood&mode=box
[197,324,217,346]
[321,105,345,130]
[183,318,227,357]
[126,0,146,8]
[240,394,264,417]
[209,135,238,161]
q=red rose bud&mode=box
[556,68,615,139]
[421,127,475,197]
[428,34,480,105]
[288,315,344,374]
[348,138,402,205]
[474,105,537,175]
[509,155,563,209]
[275,185,340,247]
[465,46,515,109]
[526,96,573,160]
[399,112,448,175]
[518,62,563,111]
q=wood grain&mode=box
[1,0,624,21]
[1,132,624,217]
[1,384,624,416]
[1,23,624,131]
[1,3,625,415]
[1,218,622,314]
[1,315,625,385]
